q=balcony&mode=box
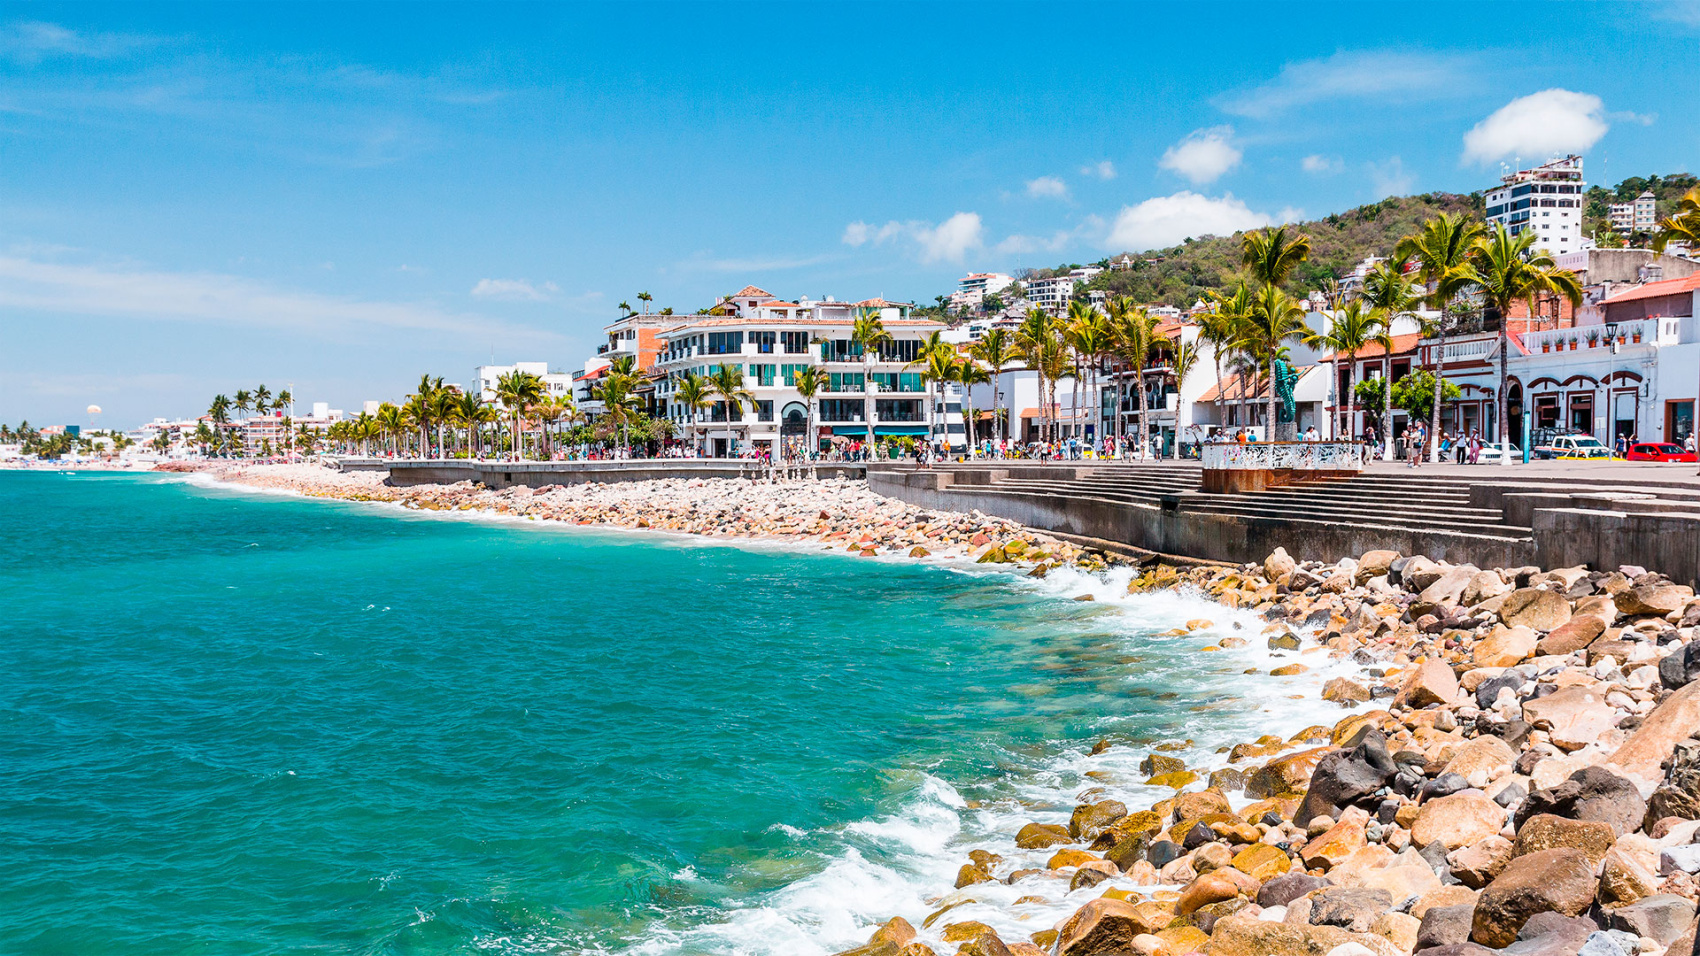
[1521,318,1674,355]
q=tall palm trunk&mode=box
[1136,360,1151,458]
[1383,359,1395,462]
[1266,353,1278,442]
[1429,311,1447,462]
[1497,321,1512,464]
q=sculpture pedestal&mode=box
[1274,422,1298,441]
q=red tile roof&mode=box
[1197,366,1315,403]
[756,300,800,308]
[1601,273,1700,305]
[732,285,773,298]
[1332,333,1422,361]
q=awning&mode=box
[875,426,929,436]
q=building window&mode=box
[782,331,810,354]
[751,364,776,387]
[875,399,923,422]
[756,400,774,422]
[707,331,744,354]
[751,331,777,353]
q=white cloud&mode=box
[1301,154,1343,175]
[842,212,984,264]
[1026,176,1070,200]
[1159,127,1242,185]
[0,255,552,342]
[1080,160,1117,180]
[1218,50,1477,119]
[1369,156,1415,197]
[470,277,559,301]
[995,217,1107,257]
[1105,192,1272,253]
[0,21,157,62]
[1461,89,1609,165]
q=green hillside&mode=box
[996,172,1697,310]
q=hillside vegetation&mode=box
[1001,173,1696,310]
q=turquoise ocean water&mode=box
[0,472,1350,955]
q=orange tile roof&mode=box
[756,300,800,308]
[1332,333,1422,361]
[663,317,944,330]
[1601,273,1700,305]
[732,285,773,298]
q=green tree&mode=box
[791,365,829,458]
[1015,308,1058,442]
[1359,262,1422,457]
[969,328,1016,442]
[1243,284,1310,437]
[1394,212,1483,459]
[1464,225,1583,461]
[707,363,755,455]
[674,371,713,451]
[1110,298,1162,455]
[1305,301,1386,440]
[494,370,543,459]
[1653,186,1700,253]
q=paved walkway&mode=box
[1359,458,1700,485]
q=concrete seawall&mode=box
[386,459,866,488]
[869,466,1538,570]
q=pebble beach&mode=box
[174,462,1700,956]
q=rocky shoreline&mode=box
[172,463,1700,956]
[833,548,1700,956]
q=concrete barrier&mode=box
[387,459,866,488]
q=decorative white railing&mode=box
[1201,441,1372,471]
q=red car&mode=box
[1626,442,1697,462]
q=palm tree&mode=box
[850,309,892,450]
[376,402,405,456]
[637,291,653,314]
[1395,213,1484,459]
[349,411,377,456]
[594,369,642,455]
[1304,301,1382,441]
[253,384,272,418]
[915,348,960,448]
[1110,298,1162,457]
[276,389,292,418]
[234,389,252,422]
[1036,334,1074,445]
[675,371,713,452]
[618,300,634,317]
[791,365,828,460]
[430,387,459,459]
[1359,263,1423,459]
[1167,339,1201,458]
[1016,308,1057,442]
[1652,186,1700,253]
[969,328,1016,442]
[707,363,755,455]
[295,424,317,456]
[1065,300,1112,447]
[1241,225,1312,289]
[494,370,544,459]
[956,356,990,449]
[1197,288,1253,440]
[1465,224,1584,464]
[208,394,231,454]
[1243,284,1310,438]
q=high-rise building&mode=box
[1608,191,1658,235]
[1483,155,1585,255]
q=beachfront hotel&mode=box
[650,286,949,457]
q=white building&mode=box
[949,272,1015,312]
[474,362,575,404]
[1483,155,1586,255]
[1608,191,1658,235]
[654,295,945,456]
[1024,267,1103,315]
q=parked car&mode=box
[1534,434,1617,460]
[1474,443,1523,464]
[1626,442,1698,463]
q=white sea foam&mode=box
[615,561,1375,956]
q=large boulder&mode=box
[1069,800,1127,841]
[1396,659,1461,709]
[1516,766,1647,838]
[1413,792,1507,851]
[1535,616,1607,656]
[1521,685,1620,752]
[1294,730,1397,827]
[1441,735,1517,782]
[1309,887,1394,933]
[1200,915,1398,956]
[1265,547,1297,582]
[1604,894,1698,946]
[1473,627,1538,668]
[1660,642,1700,691]
[1053,898,1146,956]
[1420,566,1478,606]
[1499,589,1573,631]
[1617,583,1693,617]
[1447,835,1514,889]
[1358,550,1399,580]
[1014,822,1073,849]
[1510,813,1615,865]
[1464,570,1512,607]
[1646,738,1700,826]
[1470,848,1599,947]
[1257,872,1331,908]
[1247,747,1330,799]
[1610,680,1700,786]
[1417,904,1476,950]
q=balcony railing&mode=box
[1202,441,1372,471]
[1520,318,1669,355]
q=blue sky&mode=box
[3,1,1698,426]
